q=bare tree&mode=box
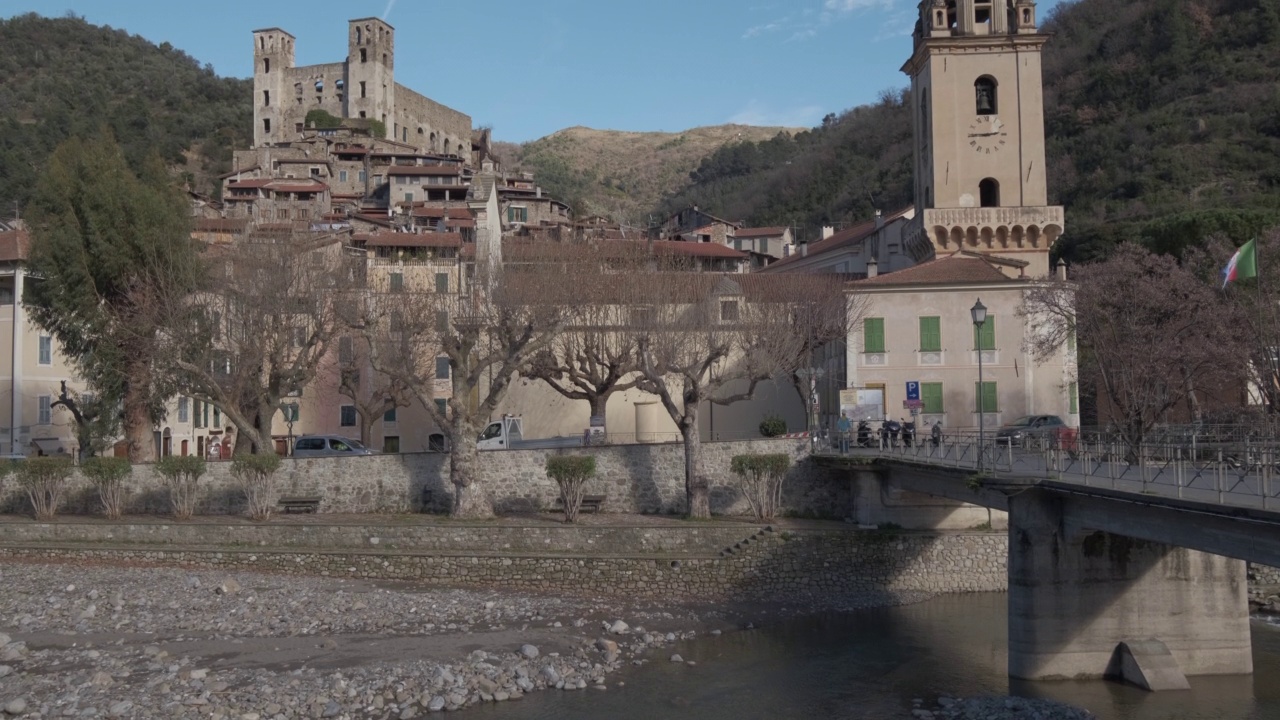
[1205,230,1280,415]
[331,336,414,448]
[629,268,852,518]
[166,231,360,454]
[1021,243,1246,452]
[361,258,585,518]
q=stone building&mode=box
[252,19,471,159]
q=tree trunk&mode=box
[680,405,710,519]
[591,394,610,421]
[123,393,153,463]
[359,411,376,447]
[449,418,493,518]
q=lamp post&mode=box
[971,298,988,473]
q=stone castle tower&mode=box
[900,0,1064,277]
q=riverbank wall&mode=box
[0,439,852,518]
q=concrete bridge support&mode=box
[1008,488,1253,682]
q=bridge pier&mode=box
[1008,488,1253,683]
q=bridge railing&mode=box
[861,429,1280,511]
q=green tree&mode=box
[24,129,203,462]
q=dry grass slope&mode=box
[495,124,799,224]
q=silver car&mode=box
[291,435,375,458]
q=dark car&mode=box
[995,415,1067,446]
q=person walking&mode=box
[931,420,942,449]
[836,412,853,454]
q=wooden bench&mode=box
[553,494,607,513]
[278,496,322,514]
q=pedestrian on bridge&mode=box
[837,412,853,454]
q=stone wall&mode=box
[0,527,1007,601]
[0,439,848,519]
[394,86,472,158]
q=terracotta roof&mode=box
[334,146,371,155]
[651,241,748,260]
[411,207,473,219]
[733,227,788,238]
[389,165,463,177]
[763,206,913,272]
[193,218,249,233]
[852,252,1021,287]
[0,229,30,262]
[267,180,328,193]
[227,179,273,189]
[219,165,260,179]
[355,231,462,249]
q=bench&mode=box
[278,496,322,514]
[553,494,606,513]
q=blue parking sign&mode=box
[906,381,920,401]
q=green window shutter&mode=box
[1069,381,1079,414]
[864,318,885,353]
[919,316,941,352]
[975,381,998,412]
[974,316,996,350]
[922,382,944,414]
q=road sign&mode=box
[906,381,920,401]
[903,399,924,410]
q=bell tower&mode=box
[901,0,1063,277]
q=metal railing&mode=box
[839,429,1280,513]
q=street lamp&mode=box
[971,298,988,473]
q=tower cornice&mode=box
[901,33,1051,75]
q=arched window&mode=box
[356,27,362,45]
[975,76,997,115]
[979,178,1000,208]
[263,58,270,73]
[360,48,368,63]
[920,87,929,133]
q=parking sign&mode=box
[906,381,920,401]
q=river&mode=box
[467,592,1280,720]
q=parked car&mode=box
[292,435,376,458]
[995,415,1067,446]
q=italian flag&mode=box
[1223,238,1258,288]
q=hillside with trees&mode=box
[0,13,252,211]
[663,0,1280,262]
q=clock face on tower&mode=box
[967,116,1008,154]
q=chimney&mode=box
[800,242,808,258]
[536,186,542,199]
[874,209,884,230]
[821,225,835,240]
[867,257,878,279]
[1056,261,1067,281]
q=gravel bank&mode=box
[913,695,1097,720]
[0,560,932,719]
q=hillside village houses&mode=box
[14,1,1073,460]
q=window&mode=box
[507,206,528,224]
[922,383,944,414]
[979,178,1000,208]
[389,273,404,292]
[263,118,271,134]
[358,170,367,183]
[435,273,449,293]
[384,407,397,423]
[282,404,300,423]
[339,170,348,183]
[919,317,941,352]
[1069,382,1079,415]
[383,436,400,453]
[360,48,368,63]
[863,318,886,353]
[974,315,996,350]
[340,405,357,427]
[0,286,11,304]
[293,326,307,347]
[404,192,414,203]
[213,407,222,427]
[194,400,205,429]
[428,432,446,452]
[360,80,367,98]
[263,57,270,73]
[38,395,51,425]
[435,357,450,380]
[975,381,998,412]
[435,311,449,332]
[295,437,324,451]
[975,76,998,115]
[434,398,448,418]
[720,300,739,322]
[178,397,190,423]
[315,80,323,92]
[38,335,52,366]
[339,336,354,364]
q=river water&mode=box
[468,593,1280,720]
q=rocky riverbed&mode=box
[0,560,933,719]
[912,695,1096,720]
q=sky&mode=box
[3,0,1065,143]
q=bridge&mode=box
[814,431,1280,690]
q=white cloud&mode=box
[823,0,897,13]
[730,100,826,129]
[743,21,782,39]
[381,0,398,21]
[747,0,901,43]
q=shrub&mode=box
[155,456,208,520]
[16,457,74,520]
[546,455,596,523]
[759,416,787,438]
[730,453,791,521]
[81,457,132,520]
[231,453,283,521]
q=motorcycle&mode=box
[902,418,916,448]
[884,419,902,448]
[856,420,873,448]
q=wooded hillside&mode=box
[664,0,1280,262]
[0,13,252,209]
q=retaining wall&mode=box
[0,439,848,519]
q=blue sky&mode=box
[5,0,1065,143]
